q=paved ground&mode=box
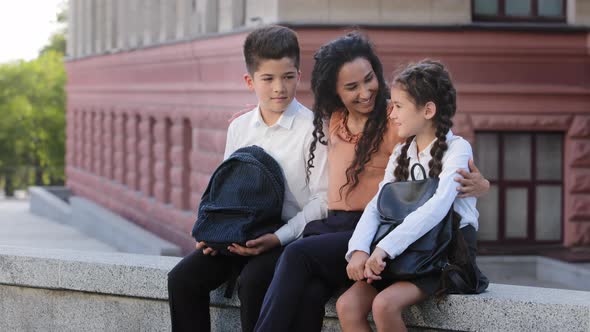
[0,199,118,253]
[477,266,577,290]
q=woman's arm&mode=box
[456,159,490,198]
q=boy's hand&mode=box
[347,251,369,281]
[365,247,387,283]
[196,241,218,256]
[227,233,280,256]
[455,159,490,198]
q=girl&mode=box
[338,60,487,332]
[254,35,488,332]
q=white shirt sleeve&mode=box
[345,143,402,261]
[274,134,329,245]
[223,121,237,160]
[376,139,472,258]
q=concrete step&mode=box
[28,187,182,256]
[0,200,118,252]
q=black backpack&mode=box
[191,145,285,255]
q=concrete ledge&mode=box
[29,187,181,256]
[478,255,590,291]
[0,246,589,332]
[29,186,72,226]
[1,286,169,332]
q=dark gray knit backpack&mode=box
[191,145,285,255]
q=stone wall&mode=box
[0,246,589,331]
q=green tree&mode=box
[0,61,29,195]
[40,2,67,56]
[0,3,67,196]
[39,33,66,56]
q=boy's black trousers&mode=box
[167,247,283,332]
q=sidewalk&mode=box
[0,199,118,253]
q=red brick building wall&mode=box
[66,28,590,254]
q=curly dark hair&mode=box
[306,31,390,198]
[392,60,457,181]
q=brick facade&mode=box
[66,28,590,253]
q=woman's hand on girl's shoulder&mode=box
[347,251,369,281]
[455,159,490,198]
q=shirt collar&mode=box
[407,129,454,158]
[250,99,299,130]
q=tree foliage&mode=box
[40,2,67,56]
[0,5,67,195]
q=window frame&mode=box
[476,131,564,245]
[472,0,567,23]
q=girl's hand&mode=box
[364,247,388,283]
[346,251,369,281]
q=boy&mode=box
[167,25,328,332]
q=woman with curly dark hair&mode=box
[255,33,489,332]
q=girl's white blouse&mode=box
[346,130,479,261]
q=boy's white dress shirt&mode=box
[225,99,328,245]
[346,130,479,260]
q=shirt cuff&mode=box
[376,237,404,259]
[274,223,295,246]
[345,246,370,262]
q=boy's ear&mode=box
[297,70,302,84]
[244,73,255,91]
[424,101,437,120]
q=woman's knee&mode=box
[282,241,308,261]
[270,242,309,274]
